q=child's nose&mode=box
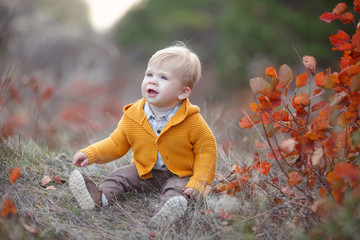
[149,78,158,85]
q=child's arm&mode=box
[186,115,217,194]
[77,116,131,165]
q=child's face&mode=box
[141,63,190,111]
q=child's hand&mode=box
[184,187,199,198]
[72,152,89,167]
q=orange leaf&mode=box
[288,172,302,187]
[0,198,17,218]
[242,174,250,183]
[9,167,21,184]
[225,181,238,191]
[239,114,259,129]
[331,187,344,204]
[259,96,273,112]
[272,110,289,121]
[315,67,333,89]
[332,43,352,51]
[250,103,260,112]
[340,12,354,24]
[332,3,347,15]
[266,67,277,77]
[320,12,339,23]
[296,72,308,88]
[293,92,310,107]
[302,56,316,75]
[253,161,271,175]
[277,64,293,89]
[329,30,350,47]
[311,101,328,112]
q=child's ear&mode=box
[178,86,191,100]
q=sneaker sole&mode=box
[69,170,95,210]
[150,196,187,225]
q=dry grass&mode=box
[0,138,229,240]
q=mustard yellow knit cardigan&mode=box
[80,98,217,193]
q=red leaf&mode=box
[288,172,302,187]
[332,43,352,51]
[329,30,350,47]
[272,176,279,185]
[9,167,21,184]
[272,110,289,121]
[340,12,354,24]
[239,114,259,129]
[334,162,357,180]
[320,12,339,23]
[296,135,315,154]
[253,161,271,175]
[311,101,328,112]
[52,175,66,184]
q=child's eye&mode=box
[160,76,168,80]
[147,73,153,77]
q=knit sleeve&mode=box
[79,117,131,165]
[185,114,217,194]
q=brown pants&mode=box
[99,164,190,207]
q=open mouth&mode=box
[147,88,158,96]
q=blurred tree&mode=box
[112,0,350,95]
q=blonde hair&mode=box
[148,41,201,89]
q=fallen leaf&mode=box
[52,175,66,184]
[0,198,17,218]
[23,223,38,234]
[9,167,21,184]
[45,186,58,191]
[41,176,52,187]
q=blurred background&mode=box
[0,0,348,150]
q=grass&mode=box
[1,117,359,239]
[0,138,228,239]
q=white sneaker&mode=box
[150,196,188,227]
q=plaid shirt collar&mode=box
[144,101,181,122]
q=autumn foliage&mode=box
[216,1,360,225]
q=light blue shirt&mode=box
[143,101,181,170]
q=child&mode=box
[69,42,217,226]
